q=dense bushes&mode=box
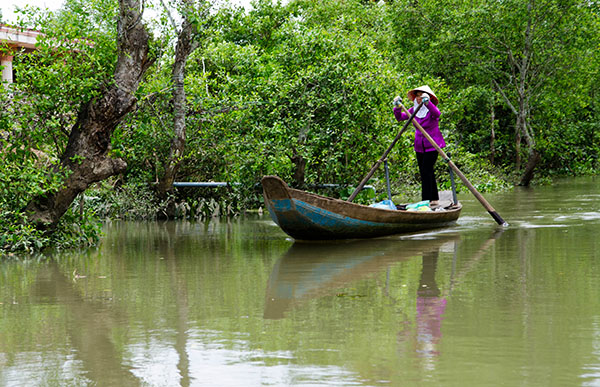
[1,0,598,254]
[0,149,101,254]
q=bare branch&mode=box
[159,0,179,31]
[493,80,518,116]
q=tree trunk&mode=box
[26,0,153,229]
[490,93,495,165]
[518,148,541,186]
[290,147,306,188]
[157,14,200,204]
[517,113,539,186]
[515,116,523,171]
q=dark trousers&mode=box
[416,151,439,201]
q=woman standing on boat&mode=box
[393,86,446,205]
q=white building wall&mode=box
[0,24,41,84]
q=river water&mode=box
[1,177,600,386]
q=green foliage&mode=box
[83,181,169,221]
[80,181,240,221]
[0,148,101,255]
[1,0,599,253]
[116,0,420,207]
[1,0,119,162]
[48,207,103,249]
[439,147,512,193]
[0,0,123,254]
[388,0,600,182]
[540,120,600,176]
[202,2,419,189]
[109,0,598,211]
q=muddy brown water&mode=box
[1,177,600,386]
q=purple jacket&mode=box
[393,102,446,153]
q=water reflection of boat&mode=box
[264,235,459,319]
[261,176,462,240]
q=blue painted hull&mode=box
[262,176,461,240]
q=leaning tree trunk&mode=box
[519,148,541,186]
[26,0,153,229]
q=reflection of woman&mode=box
[393,86,446,205]
[415,251,446,358]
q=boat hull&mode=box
[262,176,461,240]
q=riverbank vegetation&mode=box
[1,0,599,254]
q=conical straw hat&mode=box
[407,85,439,105]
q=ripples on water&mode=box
[1,178,600,386]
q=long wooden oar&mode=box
[399,103,508,226]
[347,101,425,202]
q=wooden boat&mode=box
[261,175,462,240]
